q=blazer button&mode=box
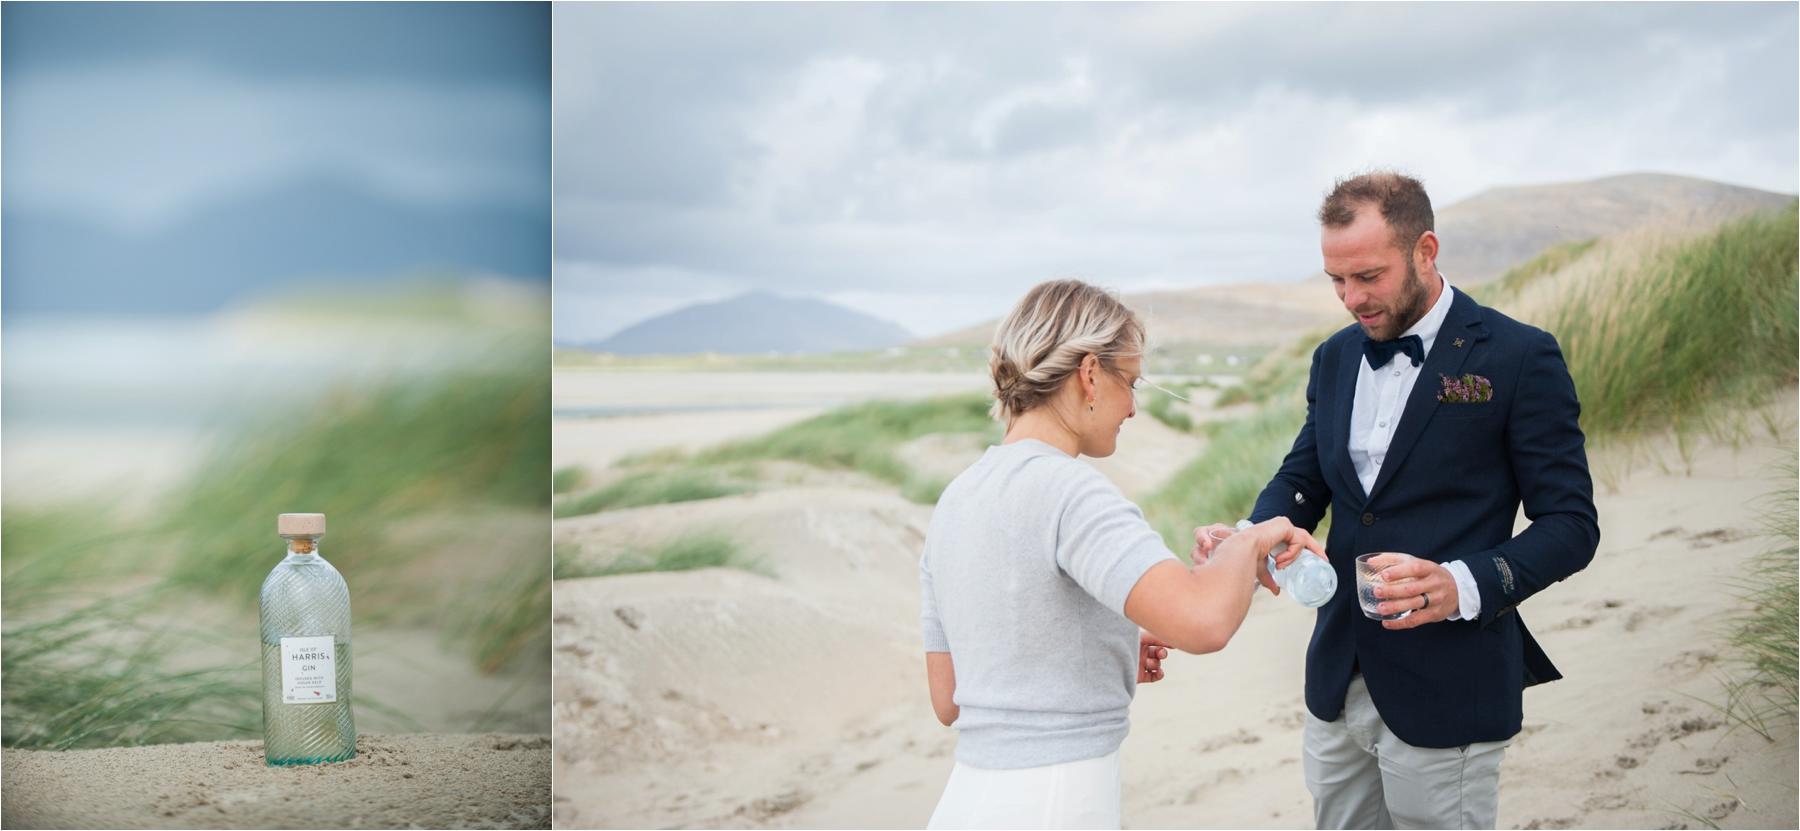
[1361,512,1375,526]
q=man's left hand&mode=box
[1366,552,1459,630]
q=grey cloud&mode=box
[553,2,1797,340]
[1109,3,1792,120]
[6,65,547,232]
[2,3,547,88]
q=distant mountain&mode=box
[2,172,549,315]
[585,292,914,355]
[926,172,1796,350]
[1436,172,1793,284]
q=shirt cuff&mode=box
[1444,559,1481,621]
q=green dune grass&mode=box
[554,393,1000,519]
[1543,205,1798,441]
[165,363,549,594]
[2,591,259,750]
[1142,381,1197,433]
[552,466,585,495]
[1719,462,1799,738]
[553,469,751,518]
[553,532,766,580]
[1484,237,1599,296]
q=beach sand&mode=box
[552,386,1798,829]
[1,734,550,830]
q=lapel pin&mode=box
[1453,338,1465,348]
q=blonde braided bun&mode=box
[989,280,1144,423]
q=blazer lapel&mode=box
[1367,290,1489,503]
[1332,335,1366,502]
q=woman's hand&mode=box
[1138,631,1172,683]
[1254,516,1327,574]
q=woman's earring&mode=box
[1087,397,1095,412]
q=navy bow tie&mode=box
[1363,334,1425,370]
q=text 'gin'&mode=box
[260,512,356,765]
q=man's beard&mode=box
[1358,260,1431,341]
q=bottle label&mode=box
[280,635,337,704]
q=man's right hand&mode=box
[1189,522,1235,564]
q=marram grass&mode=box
[552,466,585,495]
[1142,382,1196,433]
[696,393,998,493]
[553,469,751,518]
[1543,205,1798,442]
[166,362,551,597]
[2,593,259,750]
[1717,461,1799,738]
[553,532,767,580]
[556,393,1000,518]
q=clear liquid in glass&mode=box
[1355,552,1411,621]
[259,641,355,764]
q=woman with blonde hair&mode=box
[919,279,1324,828]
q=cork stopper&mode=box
[277,513,327,537]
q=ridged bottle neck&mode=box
[283,536,323,560]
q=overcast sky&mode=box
[5,3,548,238]
[556,2,1796,341]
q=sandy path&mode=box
[554,370,990,415]
[552,395,1796,829]
[1,734,550,829]
[1085,414,1208,498]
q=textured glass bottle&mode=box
[1236,519,1337,608]
[260,513,356,765]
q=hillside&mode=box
[1435,172,1793,284]
[582,291,914,356]
[924,172,1793,352]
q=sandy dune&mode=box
[1,734,551,829]
[923,281,1346,350]
[553,384,1797,829]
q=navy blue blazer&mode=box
[1251,288,1600,748]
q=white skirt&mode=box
[927,750,1121,830]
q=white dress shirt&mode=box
[1349,272,1481,621]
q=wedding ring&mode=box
[1420,593,1431,610]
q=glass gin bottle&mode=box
[260,512,356,765]
[1237,519,1337,608]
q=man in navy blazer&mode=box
[1199,172,1599,829]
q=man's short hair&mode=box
[1318,172,1434,255]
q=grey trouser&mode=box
[1302,675,1509,830]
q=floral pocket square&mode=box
[1437,373,1493,404]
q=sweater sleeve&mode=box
[1054,466,1178,616]
[920,547,950,652]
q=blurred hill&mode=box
[925,172,1794,351]
[577,291,914,356]
[1435,172,1793,285]
[2,173,549,315]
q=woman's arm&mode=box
[1123,518,1322,654]
[925,652,958,725]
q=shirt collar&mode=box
[1403,271,1455,355]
